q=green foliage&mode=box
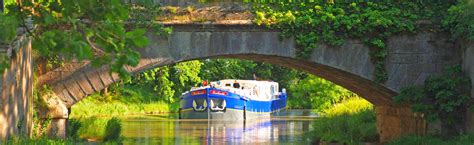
[170,61,203,99]
[309,97,377,144]
[388,133,474,145]
[2,137,75,145]
[200,59,257,81]
[131,66,174,103]
[75,117,108,139]
[0,13,18,73]
[66,119,82,141]
[70,93,172,118]
[288,75,356,110]
[200,59,304,90]
[103,117,122,142]
[0,14,18,43]
[253,2,419,82]
[130,61,204,103]
[0,0,169,78]
[443,0,474,41]
[74,117,122,142]
[394,65,471,136]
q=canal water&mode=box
[121,110,317,145]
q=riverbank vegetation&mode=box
[288,75,357,111]
[70,87,177,118]
[308,97,377,144]
[2,117,123,144]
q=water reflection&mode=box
[121,110,316,145]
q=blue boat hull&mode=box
[179,88,287,120]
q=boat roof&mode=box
[214,79,278,85]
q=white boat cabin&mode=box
[190,79,282,101]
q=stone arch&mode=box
[37,24,460,141]
[41,24,398,106]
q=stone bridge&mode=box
[36,23,460,141]
[0,0,468,142]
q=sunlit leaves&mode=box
[0,0,169,78]
[126,29,150,48]
[253,1,420,82]
[288,75,356,111]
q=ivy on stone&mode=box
[394,66,471,137]
[253,2,419,83]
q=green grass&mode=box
[387,133,474,145]
[1,137,120,145]
[70,86,179,118]
[308,97,378,144]
[1,137,74,145]
[70,98,172,118]
[74,117,122,142]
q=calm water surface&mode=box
[121,110,317,145]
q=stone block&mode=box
[376,105,426,142]
[38,92,68,119]
[46,119,67,139]
[84,70,105,92]
[75,74,95,95]
[389,54,418,64]
[169,32,192,60]
[190,32,211,59]
[62,81,83,102]
[97,68,115,87]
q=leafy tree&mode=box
[199,59,257,81]
[199,59,304,90]
[288,75,356,111]
[443,0,474,41]
[170,61,203,98]
[0,0,167,78]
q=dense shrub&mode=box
[288,75,356,110]
[66,119,82,141]
[103,117,122,142]
[75,117,122,142]
[309,97,378,144]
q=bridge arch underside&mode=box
[188,54,395,106]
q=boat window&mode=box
[270,85,275,97]
[225,84,231,87]
[233,83,240,89]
